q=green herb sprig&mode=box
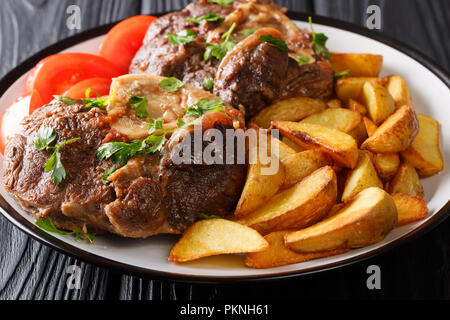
[308,16,331,59]
[207,0,235,7]
[127,92,148,119]
[186,13,224,24]
[36,216,94,243]
[166,29,197,45]
[258,34,288,51]
[158,77,184,93]
[204,23,237,61]
[334,70,351,81]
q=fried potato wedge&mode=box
[249,124,297,162]
[285,187,397,253]
[272,121,359,168]
[341,151,383,202]
[300,108,365,142]
[327,99,342,109]
[245,231,347,268]
[363,117,378,136]
[361,105,419,153]
[387,161,424,197]
[385,75,412,107]
[324,203,346,219]
[361,81,395,125]
[371,152,400,181]
[331,53,383,77]
[348,98,368,116]
[235,158,285,218]
[169,219,268,262]
[392,194,428,226]
[238,166,337,235]
[251,97,327,128]
[401,114,444,177]
[281,136,304,152]
[282,149,332,188]
[335,77,388,103]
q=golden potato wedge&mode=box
[371,152,400,181]
[235,158,285,218]
[392,193,428,226]
[245,231,348,268]
[272,121,359,168]
[327,99,342,109]
[387,161,424,197]
[335,77,388,103]
[249,124,297,161]
[341,150,383,202]
[363,117,378,136]
[238,166,337,235]
[361,81,395,125]
[323,203,346,219]
[168,219,268,262]
[281,136,304,153]
[348,98,368,115]
[251,97,327,128]
[282,149,332,188]
[361,105,419,153]
[401,114,444,177]
[285,187,397,253]
[331,53,383,77]
[385,75,412,108]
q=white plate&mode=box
[0,15,449,282]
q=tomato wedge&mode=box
[98,15,157,74]
[63,77,112,99]
[29,89,43,114]
[26,53,122,104]
[0,95,32,154]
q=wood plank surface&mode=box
[0,0,448,300]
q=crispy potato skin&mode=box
[387,161,424,197]
[272,121,359,168]
[235,159,285,218]
[238,166,337,235]
[285,187,397,253]
[251,97,327,128]
[168,219,268,263]
[401,114,444,177]
[361,105,419,153]
[331,53,383,77]
[371,152,400,181]
[392,193,428,226]
[385,75,412,107]
[335,77,388,103]
[245,230,348,268]
[361,81,395,125]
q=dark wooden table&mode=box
[0,0,449,300]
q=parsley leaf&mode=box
[35,126,57,150]
[186,13,224,24]
[297,56,310,66]
[258,34,288,51]
[166,29,197,45]
[204,23,237,61]
[203,77,214,90]
[81,88,112,109]
[221,22,236,41]
[308,16,331,59]
[36,216,95,243]
[158,77,184,93]
[334,70,350,81]
[43,137,81,185]
[128,92,148,119]
[198,213,222,219]
[239,28,256,36]
[207,0,235,7]
[102,165,117,184]
[185,98,224,118]
[53,95,77,105]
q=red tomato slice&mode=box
[98,15,157,74]
[0,95,31,154]
[26,53,122,104]
[29,89,43,114]
[63,77,112,99]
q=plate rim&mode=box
[0,11,449,284]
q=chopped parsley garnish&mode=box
[207,0,235,7]
[297,56,310,65]
[185,13,224,24]
[334,70,350,81]
[204,23,236,61]
[166,29,197,45]
[308,16,331,59]
[198,213,222,220]
[36,216,95,243]
[81,88,112,109]
[36,126,80,185]
[127,92,148,119]
[203,77,214,90]
[258,34,288,51]
[239,28,256,36]
[53,95,77,105]
[158,77,184,93]
[185,98,224,117]
[102,165,117,184]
